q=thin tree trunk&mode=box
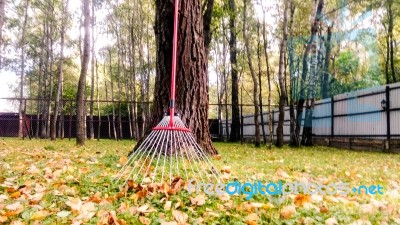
[287,1,297,146]
[296,0,324,146]
[89,0,95,140]
[276,0,289,148]
[0,0,5,67]
[96,60,101,140]
[52,0,68,140]
[321,25,332,99]
[18,0,29,138]
[296,0,324,145]
[388,0,396,83]
[257,23,266,145]
[76,0,90,146]
[262,9,273,148]
[228,0,240,142]
[108,50,117,140]
[243,0,260,147]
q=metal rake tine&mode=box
[114,131,156,180]
[187,133,222,182]
[151,130,169,184]
[177,131,189,181]
[141,129,167,185]
[131,128,166,184]
[177,130,206,183]
[173,131,180,180]
[184,131,218,182]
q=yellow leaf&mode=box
[31,210,48,220]
[119,156,128,165]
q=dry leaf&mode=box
[0,216,7,223]
[137,204,149,213]
[190,194,207,206]
[276,168,289,178]
[246,213,259,225]
[218,193,230,201]
[161,222,178,225]
[319,205,329,213]
[6,202,23,211]
[221,166,231,173]
[212,155,222,160]
[325,217,338,225]
[294,194,312,207]
[172,210,188,225]
[164,201,172,211]
[30,210,48,220]
[9,221,25,225]
[119,156,128,165]
[280,205,296,219]
[139,216,151,225]
[349,219,372,225]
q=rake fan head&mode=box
[114,115,221,186]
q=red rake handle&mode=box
[168,0,180,127]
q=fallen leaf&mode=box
[325,217,338,225]
[164,201,172,211]
[161,222,178,225]
[349,219,372,225]
[280,205,296,219]
[137,204,149,213]
[276,168,289,178]
[320,205,329,213]
[119,156,128,165]
[30,210,48,220]
[221,166,231,173]
[139,216,151,225]
[6,202,23,211]
[246,213,259,225]
[294,194,312,207]
[172,210,188,224]
[190,194,207,206]
[0,216,7,223]
[218,193,230,201]
[9,221,25,225]
[56,211,71,218]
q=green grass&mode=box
[0,138,399,224]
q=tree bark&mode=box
[89,0,95,140]
[76,0,90,146]
[228,0,240,142]
[295,0,324,146]
[321,25,332,99]
[276,0,289,148]
[144,0,216,154]
[51,0,68,140]
[0,0,5,67]
[257,23,266,145]
[18,0,30,138]
[261,6,273,149]
[243,0,260,147]
[202,0,214,54]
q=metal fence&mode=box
[222,82,400,141]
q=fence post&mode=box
[240,103,243,145]
[386,86,391,148]
[331,97,334,140]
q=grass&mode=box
[0,138,399,224]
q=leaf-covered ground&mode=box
[0,138,399,225]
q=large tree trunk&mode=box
[76,0,90,146]
[243,0,260,147]
[276,0,289,148]
[228,0,240,142]
[51,0,68,140]
[144,0,216,154]
[321,25,332,99]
